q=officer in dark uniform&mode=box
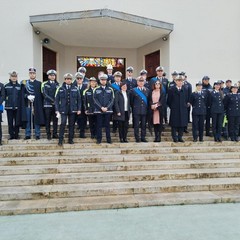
[20,68,45,140]
[223,84,240,141]
[167,75,188,142]
[125,66,137,91]
[73,72,88,138]
[106,65,115,84]
[4,71,21,140]
[168,71,178,89]
[111,71,122,133]
[189,81,207,142]
[55,73,81,146]
[182,72,192,133]
[78,67,89,85]
[223,79,232,96]
[93,74,114,144]
[0,78,5,145]
[238,80,240,93]
[41,69,59,140]
[130,76,150,142]
[83,77,98,139]
[140,69,150,89]
[202,76,213,136]
[209,81,224,142]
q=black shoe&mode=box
[235,138,239,142]
[218,138,222,142]
[230,138,235,142]
[58,140,63,146]
[91,135,95,139]
[136,139,141,143]
[15,135,20,140]
[193,139,197,142]
[173,139,178,143]
[79,134,86,139]
[178,138,185,143]
[184,129,189,134]
[96,140,101,144]
[52,134,59,139]
[107,140,112,144]
[206,133,213,137]
[141,139,148,142]
[68,140,74,144]
[199,138,204,142]
[0,140,2,146]
[112,129,117,134]
[120,139,124,143]
[123,139,128,143]
[36,136,40,140]
[9,136,14,140]
[47,134,51,140]
[24,136,31,140]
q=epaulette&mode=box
[21,80,27,85]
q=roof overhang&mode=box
[30,9,174,49]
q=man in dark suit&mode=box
[106,64,115,84]
[131,76,150,142]
[167,75,188,142]
[125,66,137,91]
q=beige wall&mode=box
[0,0,239,85]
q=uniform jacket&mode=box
[55,83,81,114]
[130,87,150,115]
[183,81,192,102]
[41,80,60,108]
[167,86,188,127]
[93,85,114,113]
[83,87,95,114]
[210,90,225,114]
[0,82,5,113]
[4,80,21,110]
[20,79,45,125]
[125,78,137,91]
[113,90,130,121]
[189,91,208,115]
[223,93,240,117]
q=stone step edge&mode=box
[0,190,239,216]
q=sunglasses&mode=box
[155,83,161,85]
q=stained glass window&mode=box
[77,57,125,68]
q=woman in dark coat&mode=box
[149,80,165,142]
[167,75,188,142]
[113,81,130,142]
[210,81,224,142]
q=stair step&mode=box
[1,177,240,201]
[1,159,240,175]
[0,168,240,187]
[0,190,240,215]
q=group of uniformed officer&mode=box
[0,65,240,146]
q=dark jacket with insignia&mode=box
[167,86,188,127]
[55,83,81,114]
[83,88,95,114]
[4,80,21,110]
[41,80,60,108]
[189,91,208,115]
[130,87,150,115]
[93,85,114,113]
[209,90,224,114]
[125,78,137,91]
[20,79,45,125]
[223,93,240,117]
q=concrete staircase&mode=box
[0,125,240,215]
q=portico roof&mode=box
[30,9,173,48]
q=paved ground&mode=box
[0,203,240,240]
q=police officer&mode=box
[73,72,88,138]
[4,71,21,140]
[168,71,178,89]
[182,72,192,133]
[189,81,207,142]
[131,76,150,142]
[93,74,114,144]
[210,81,224,142]
[167,75,188,142]
[106,65,114,84]
[0,78,5,145]
[111,71,122,133]
[125,66,137,91]
[83,77,98,139]
[140,69,149,89]
[223,84,240,142]
[20,68,45,140]
[41,69,59,140]
[202,76,213,136]
[223,79,232,96]
[55,73,81,146]
[78,67,89,85]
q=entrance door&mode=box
[42,47,57,81]
[145,50,160,80]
